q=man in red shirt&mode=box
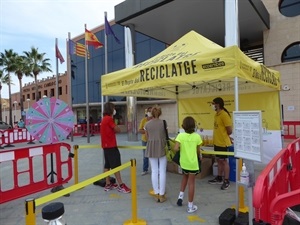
[100,102,131,193]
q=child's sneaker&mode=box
[118,183,131,193]
[177,198,183,206]
[221,180,230,190]
[104,183,118,191]
[187,205,198,213]
[208,176,223,184]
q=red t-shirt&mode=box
[100,115,117,148]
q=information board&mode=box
[233,111,263,162]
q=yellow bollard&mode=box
[25,198,36,225]
[74,145,79,184]
[238,159,249,213]
[123,159,147,225]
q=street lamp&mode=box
[13,101,18,124]
[26,99,30,110]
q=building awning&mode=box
[115,0,269,47]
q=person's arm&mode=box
[197,145,202,160]
[114,124,121,133]
[174,141,180,152]
[225,125,232,135]
[138,119,145,134]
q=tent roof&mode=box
[101,31,280,99]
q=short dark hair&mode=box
[103,102,115,116]
[182,116,196,134]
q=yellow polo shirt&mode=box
[213,110,232,147]
[139,117,149,142]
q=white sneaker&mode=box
[187,205,198,213]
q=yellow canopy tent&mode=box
[101,30,280,99]
[101,30,282,163]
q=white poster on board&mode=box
[233,111,263,162]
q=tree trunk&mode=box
[0,83,2,121]
[34,74,38,101]
[8,74,13,127]
[18,77,25,120]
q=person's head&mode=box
[212,97,231,117]
[212,97,224,111]
[103,102,116,116]
[146,107,153,118]
[151,106,161,118]
[181,116,196,134]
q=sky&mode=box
[0,0,124,98]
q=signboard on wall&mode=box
[233,111,263,162]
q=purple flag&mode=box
[105,16,121,44]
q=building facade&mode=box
[262,1,300,122]
[8,73,69,124]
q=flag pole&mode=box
[55,38,59,99]
[84,24,90,143]
[67,32,74,142]
[104,11,108,103]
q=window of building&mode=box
[281,42,300,62]
[38,92,41,99]
[32,93,35,100]
[59,87,62,95]
[279,0,300,17]
[44,90,48,96]
[65,85,68,94]
[27,94,30,100]
[50,88,54,97]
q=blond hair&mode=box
[151,106,162,118]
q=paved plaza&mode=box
[0,133,269,225]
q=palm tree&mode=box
[24,47,52,101]
[0,49,18,127]
[13,55,33,120]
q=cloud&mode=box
[0,0,123,98]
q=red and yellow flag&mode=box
[69,40,90,58]
[85,29,103,49]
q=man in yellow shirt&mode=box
[138,107,153,175]
[208,97,232,190]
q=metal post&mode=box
[74,145,79,184]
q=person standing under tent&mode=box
[144,106,167,203]
[138,106,153,175]
[208,97,233,190]
[174,116,202,213]
[100,102,131,193]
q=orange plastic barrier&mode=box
[0,142,73,204]
[253,138,300,225]
[283,121,300,139]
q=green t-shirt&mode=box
[175,132,202,170]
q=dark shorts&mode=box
[214,145,229,159]
[182,168,200,175]
[103,147,121,169]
